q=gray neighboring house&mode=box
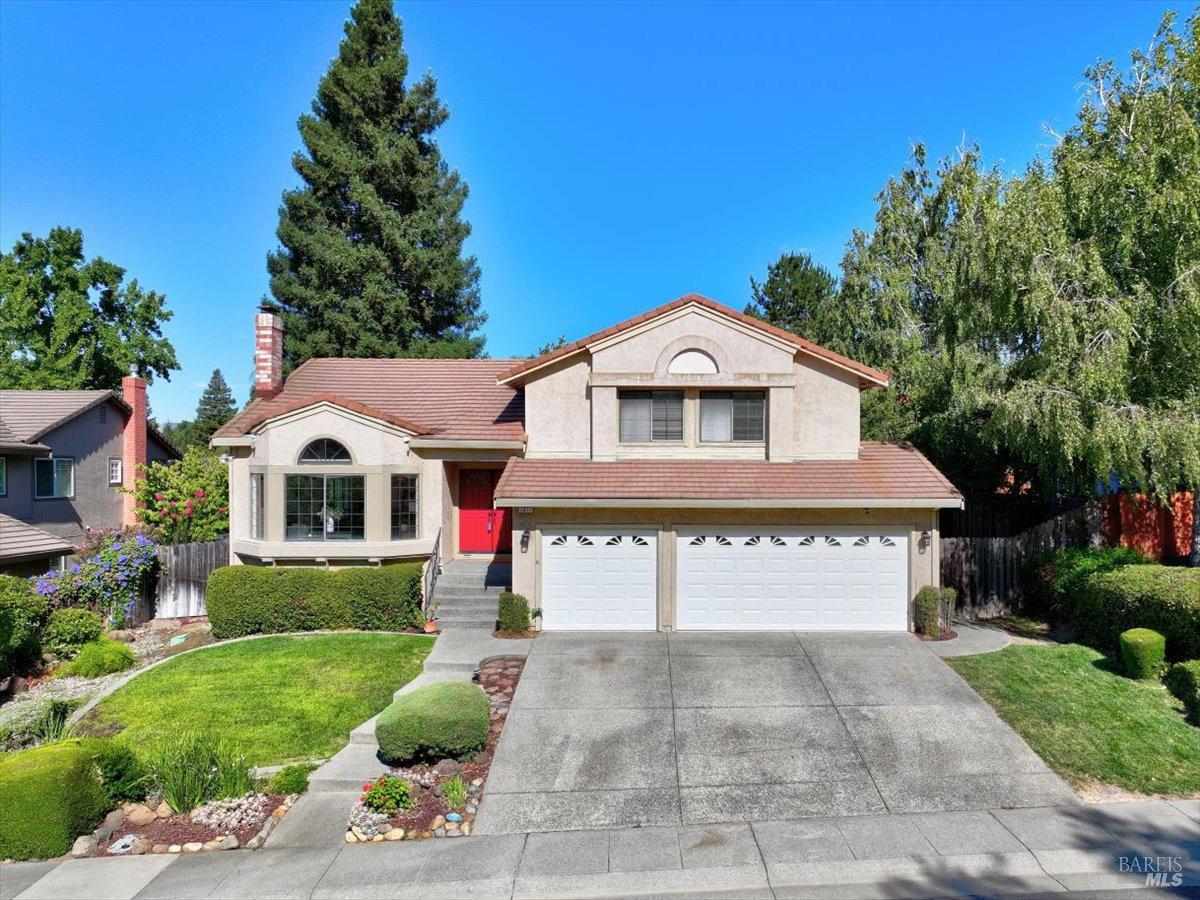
[0,377,178,576]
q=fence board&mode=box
[154,535,229,620]
[941,502,1104,618]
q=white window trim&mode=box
[390,473,420,541]
[34,457,75,500]
[108,457,123,486]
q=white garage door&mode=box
[676,529,908,631]
[540,530,658,630]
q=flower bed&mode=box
[345,656,523,842]
[80,793,296,857]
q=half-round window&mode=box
[667,349,718,375]
[299,439,351,464]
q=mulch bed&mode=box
[95,795,285,855]
[917,629,959,642]
[356,656,524,839]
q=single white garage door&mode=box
[540,530,658,630]
[676,529,908,631]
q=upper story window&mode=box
[35,457,75,499]
[299,439,351,464]
[700,391,765,443]
[619,391,683,442]
[108,458,123,486]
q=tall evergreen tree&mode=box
[266,0,483,371]
[745,253,842,349]
[193,369,237,441]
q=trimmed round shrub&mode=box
[0,740,108,859]
[57,638,136,679]
[1165,660,1200,721]
[0,575,49,678]
[269,762,318,796]
[497,591,530,634]
[375,681,490,765]
[206,563,423,639]
[914,586,941,637]
[1118,628,1166,680]
[43,608,105,660]
[1074,566,1200,660]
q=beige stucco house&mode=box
[214,294,962,632]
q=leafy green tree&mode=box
[745,252,843,349]
[536,335,567,356]
[0,227,178,389]
[266,0,483,371]
[833,11,1200,542]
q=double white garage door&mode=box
[540,528,909,631]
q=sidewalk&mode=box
[3,799,1196,898]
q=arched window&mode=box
[298,439,351,464]
[667,349,718,375]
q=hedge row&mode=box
[206,564,425,638]
[1071,565,1200,661]
[0,740,108,859]
[0,575,49,679]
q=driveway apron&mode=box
[475,630,1076,833]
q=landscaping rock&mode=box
[182,842,203,853]
[131,838,152,856]
[94,825,112,842]
[432,758,461,777]
[202,840,222,851]
[106,834,137,855]
[434,828,446,838]
[430,815,446,830]
[168,845,182,854]
[152,844,169,854]
[345,831,357,843]
[126,804,157,827]
[218,834,239,851]
[384,828,405,841]
[154,801,172,819]
[103,809,125,831]
[71,835,97,858]
[461,822,471,836]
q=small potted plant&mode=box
[423,599,440,633]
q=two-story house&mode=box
[215,295,962,632]
[0,377,179,575]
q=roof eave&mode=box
[494,496,964,509]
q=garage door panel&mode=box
[677,530,908,631]
[541,529,657,631]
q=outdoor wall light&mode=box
[520,529,531,553]
[918,529,932,553]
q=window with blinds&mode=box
[700,391,765,442]
[619,391,683,442]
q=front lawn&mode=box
[948,643,1200,796]
[79,633,434,766]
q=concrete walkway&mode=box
[266,627,532,850]
[4,799,1196,898]
[928,619,1013,657]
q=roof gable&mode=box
[496,294,890,387]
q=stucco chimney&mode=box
[121,372,148,527]
[253,312,284,399]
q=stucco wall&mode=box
[794,359,860,458]
[508,506,940,630]
[521,308,864,462]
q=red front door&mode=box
[459,470,511,554]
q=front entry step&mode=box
[432,559,512,630]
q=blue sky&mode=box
[0,0,1179,422]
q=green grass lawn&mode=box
[948,643,1200,796]
[80,633,434,766]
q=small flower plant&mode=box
[360,775,412,815]
[35,529,158,627]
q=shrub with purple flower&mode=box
[36,530,158,627]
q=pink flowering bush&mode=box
[124,447,228,544]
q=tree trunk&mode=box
[1191,491,1200,567]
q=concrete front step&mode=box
[307,742,386,793]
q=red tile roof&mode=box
[214,359,525,442]
[494,443,961,505]
[495,294,890,386]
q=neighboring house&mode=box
[0,377,178,576]
[215,295,962,632]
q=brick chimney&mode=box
[254,312,284,399]
[121,372,147,527]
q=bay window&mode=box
[619,390,683,442]
[285,474,364,540]
[391,474,418,540]
[700,391,765,442]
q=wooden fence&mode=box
[150,535,229,620]
[940,502,1104,618]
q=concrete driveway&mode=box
[475,631,1077,834]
